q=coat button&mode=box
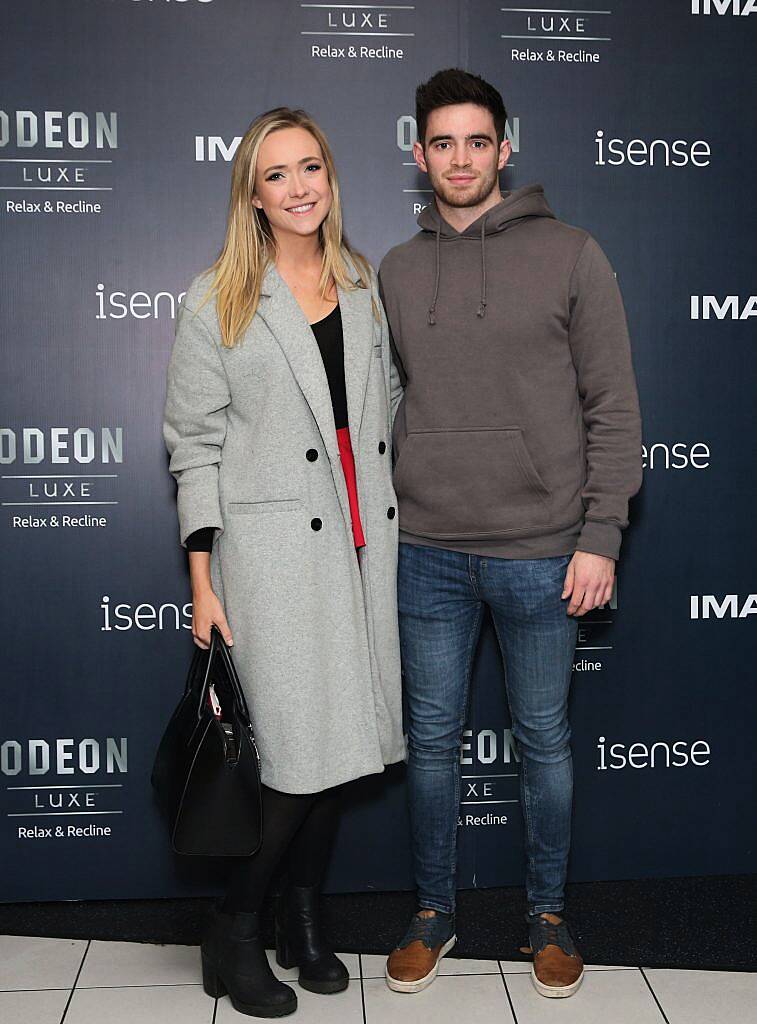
[310,518,322,531]
[306,449,318,462]
[378,441,387,454]
[387,506,396,520]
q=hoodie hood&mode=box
[417,184,555,323]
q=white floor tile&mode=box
[78,940,199,988]
[265,948,360,982]
[506,966,663,1023]
[438,956,501,975]
[0,988,70,1022]
[65,983,213,1024]
[216,978,363,1022]
[499,959,532,974]
[644,968,757,1024]
[360,953,388,979]
[363,973,514,1023]
[0,934,86,991]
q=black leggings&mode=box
[223,783,341,914]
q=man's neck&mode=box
[434,188,504,234]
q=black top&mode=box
[185,304,346,552]
[311,304,348,429]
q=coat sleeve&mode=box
[163,301,231,548]
[568,235,643,561]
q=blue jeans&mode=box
[398,543,578,917]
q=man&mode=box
[379,68,642,999]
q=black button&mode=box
[306,449,318,462]
[378,441,387,454]
[387,506,396,520]
[310,518,322,531]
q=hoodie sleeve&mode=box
[163,300,230,547]
[568,235,642,561]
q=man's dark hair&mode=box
[415,68,507,148]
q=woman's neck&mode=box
[272,229,322,276]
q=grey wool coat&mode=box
[163,259,406,794]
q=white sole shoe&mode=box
[530,964,585,998]
[385,936,457,993]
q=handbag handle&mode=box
[185,625,252,725]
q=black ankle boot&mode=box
[275,884,349,994]
[201,908,297,1017]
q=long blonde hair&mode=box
[206,107,374,348]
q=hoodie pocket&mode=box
[393,427,551,540]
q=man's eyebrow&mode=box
[426,133,495,145]
[262,155,322,174]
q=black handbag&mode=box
[151,625,263,857]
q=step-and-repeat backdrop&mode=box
[2,1,755,902]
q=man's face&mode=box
[413,103,510,209]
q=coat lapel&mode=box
[257,261,374,532]
[338,272,373,443]
[257,264,339,466]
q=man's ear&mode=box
[498,139,512,171]
[413,140,428,174]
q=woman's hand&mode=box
[188,551,234,649]
[191,586,234,649]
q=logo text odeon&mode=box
[397,115,521,154]
[0,427,123,465]
[1,737,128,777]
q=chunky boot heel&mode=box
[274,928,296,971]
[200,908,297,1017]
[201,955,227,998]
[276,883,349,995]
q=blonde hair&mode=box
[205,107,375,348]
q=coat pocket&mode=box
[393,427,551,540]
[227,499,303,515]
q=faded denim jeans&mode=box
[398,543,578,917]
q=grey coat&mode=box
[163,261,406,793]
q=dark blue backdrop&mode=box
[1,0,755,902]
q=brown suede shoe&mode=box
[522,913,584,998]
[385,911,456,993]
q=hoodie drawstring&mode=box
[428,216,488,325]
[428,222,441,325]
[477,218,487,318]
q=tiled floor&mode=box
[1,934,754,1023]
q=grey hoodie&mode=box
[378,185,642,561]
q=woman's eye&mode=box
[267,172,283,182]
[306,164,321,172]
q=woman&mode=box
[163,107,404,1017]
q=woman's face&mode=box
[252,127,333,241]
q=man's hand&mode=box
[562,551,615,616]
